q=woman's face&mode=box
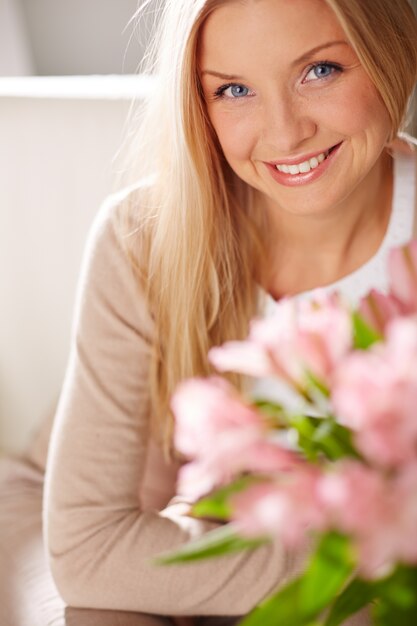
[198,0,392,218]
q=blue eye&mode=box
[228,84,249,97]
[214,83,250,99]
[304,62,342,82]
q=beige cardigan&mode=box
[41,195,303,617]
[39,145,417,618]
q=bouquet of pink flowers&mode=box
[157,241,417,626]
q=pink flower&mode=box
[172,377,298,499]
[390,462,417,566]
[332,317,417,467]
[318,462,388,535]
[208,340,277,379]
[208,299,299,386]
[295,294,352,385]
[172,377,258,458]
[209,293,352,393]
[389,240,417,314]
[359,289,402,335]
[359,240,417,335]
[231,459,417,578]
[318,461,417,578]
[231,468,326,549]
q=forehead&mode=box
[198,0,348,72]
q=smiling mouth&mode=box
[272,144,341,176]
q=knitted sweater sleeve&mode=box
[43,195,303,617]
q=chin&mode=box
[267,190,341,218]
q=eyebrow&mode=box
[293,40,349,65]
[201,40,350,80]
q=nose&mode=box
[260,90,317,156]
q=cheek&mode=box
[209,108,258,163]
[315,77,391,139]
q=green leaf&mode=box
[311,420,346,461]
[324,565,417,626]
[252,399,288,427]
[372,565,417,626]
[191,476,260,521]
[305,370,331,399]
[288,415,360,462]
[240,533,355,626]
[312,419,361,462]
[352,311,382,350]
[288,415,322,462]
[300,532,356,617]
[325,578,377,626]
[239,577,305,626]
[154,523,269,565]
[326,421,361,460]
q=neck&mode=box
[263,150,393,299]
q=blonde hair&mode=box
[118,0,417,455]
[324,0,417,140]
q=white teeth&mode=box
[275,149,330,174]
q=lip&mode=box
[264,142,343,187]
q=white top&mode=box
[254,149,416,407]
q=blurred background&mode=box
[0,0,159,456]
[0,0,154,76]
[0,0,416,459]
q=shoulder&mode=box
[390,133,417,158]
[88,177,155,255]
[389,134,417,239]
[80,176,156,297]
[74,178,155,339]
[388,134,416,192]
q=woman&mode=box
[2,1,417,625]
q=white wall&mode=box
[0,0,34,75]
[20,0,159,75]
[0,76,150,455]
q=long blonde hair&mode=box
[325,0,417,140]
[117,0,417,454]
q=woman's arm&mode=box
[43,195,302,617]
